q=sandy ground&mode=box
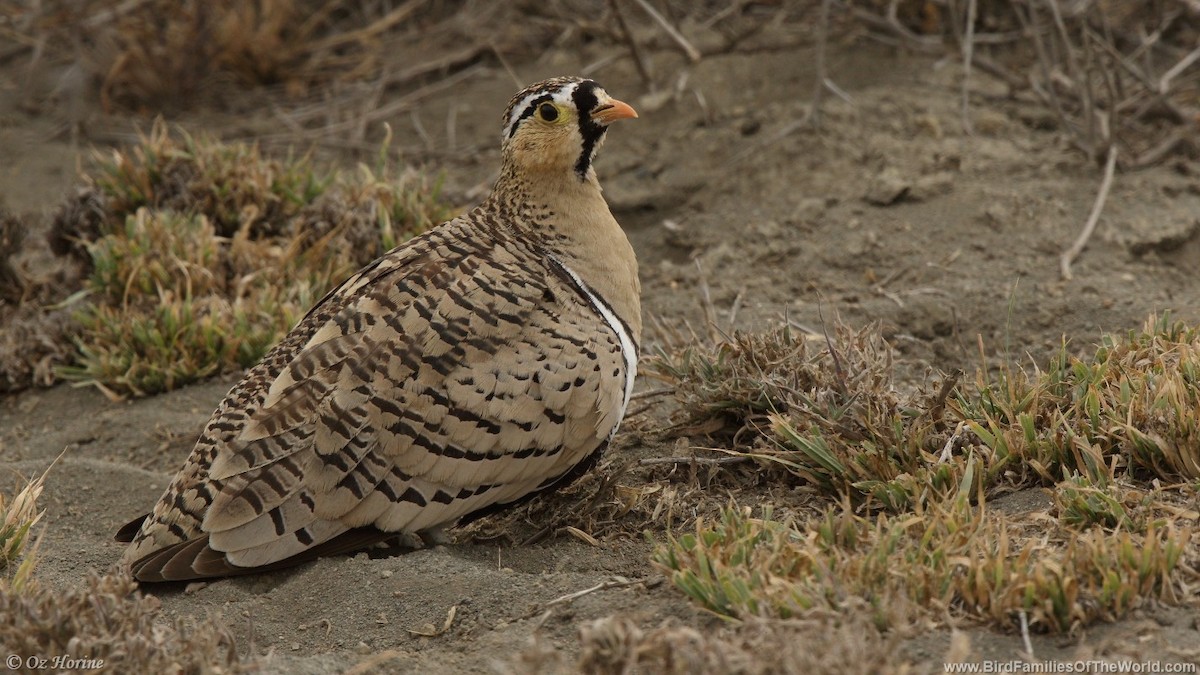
[3,17,1200,674]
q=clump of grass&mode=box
[67,294,289,397]
[0,471,49,590]
[100,130,327,238]
[0,305,76,394]
[570,612,911,675]
[86,209,221,306]
[80,0,428,112]
[463,459,658,547]
[648,314,1200,634]
[0,459,247,669]
[646,323,901,439]
[649,313,1200,507]
[46,122,452,398]
[653,495,1194,633]
[0,203,80,395]
[50,121,328,261]
[644,324,818,434]
[955,313,1200,485]
[0,571,249,672]
[1055,475,1133,531]
[0,206,25,302]
[645,321,970,510]
[1051,474,1187,536]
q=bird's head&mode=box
[500,76,638,182]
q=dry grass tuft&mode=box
[644,321,966,510]
[525,611,914,675]
[0,207,25,303]
[0,471,49,590]
[0,465,246,671]
[71,0,449,111]
[508,611,918,674]
[649,313,1200,501]
[954,313,1200,485]
[646,313,1200,634]
[17,120,452,398]
[0,571,249,673]
[0,305,76,394]
[653,497,1195,634]
[462,458,661,546]
[49,122,328,261]
[644,322,905,444]
[0,204,80,394]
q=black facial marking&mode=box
[571,80,604,180]
[509,94,554,138]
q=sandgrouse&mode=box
[117,76,641,582]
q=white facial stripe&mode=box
[503,82,581,140]
[548,255,638,440]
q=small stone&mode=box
[754,220,782,238]
[972,109,1009,135]
[983,203,1011,228]
[865,167,910,206]
[911,172,955,200]
[912,113,942,138]
[790,198,826,223]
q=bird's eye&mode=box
[538,103,559,122]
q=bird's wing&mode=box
[124,226,630,581]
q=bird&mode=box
[116,76,641,582]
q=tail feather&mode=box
[127,527,393,582]
[114,514,149,543]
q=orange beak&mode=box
[591,99,639,125]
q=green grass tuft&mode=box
[647,313,1200,634]
[653,497,1193,633]
[48,122,453,398]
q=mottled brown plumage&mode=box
[118,77,641,582]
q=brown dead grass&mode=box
[644,314,1200,635]
[0,202,80,393]
[508,610,926,675]
[1,121,451,398]
[0,207,25,303]
[1,0,562,116]
[0,467,249,672]
[0,472,47,590]
[0,572,249,674]
[58,0,465,111]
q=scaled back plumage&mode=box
[118,76,641,582]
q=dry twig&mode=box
[639,455,752,467]
[1060,145,1118,280]
[544,577,648,608]
[960,0,978,135]
[608,0,654,87]
[629,0,701,62]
